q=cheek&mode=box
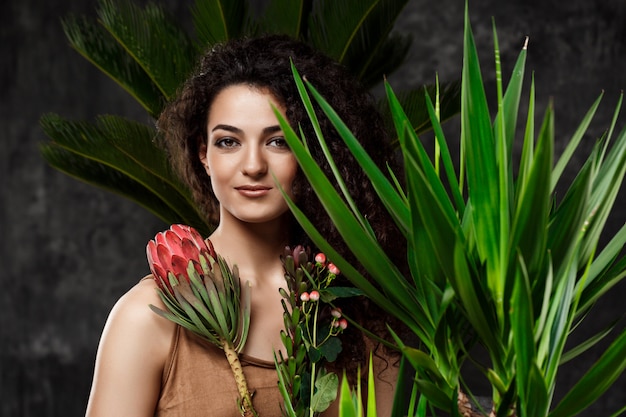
[205,157,228,189]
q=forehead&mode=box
[208,84,286,124]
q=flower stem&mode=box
[309,301,320,417]
[222,339,257,417]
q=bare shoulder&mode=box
[86,276,176,417]
[112,277,169,320]
[104,276,177,354]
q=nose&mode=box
[241,145,267,177]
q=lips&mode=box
[235,185,272,197]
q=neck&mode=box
[208,214,292,275]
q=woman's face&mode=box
[200,84,298,225]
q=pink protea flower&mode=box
[146,224,216,293]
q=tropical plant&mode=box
[276,4,626,417]
[39,0,461,237]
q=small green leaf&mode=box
[308,346,322,363]
[321,286,364,301]
[319,337,342,363]
[311,372,339,412]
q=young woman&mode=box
[85,34,405,417]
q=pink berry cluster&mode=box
[300,290,319,302]
[313,252,341,275]
[331,307,348,330]
[299,290,348,331]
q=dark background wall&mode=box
[2,1,625,416]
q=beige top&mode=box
[155,325,284,416]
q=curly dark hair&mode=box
[157,34,407,379]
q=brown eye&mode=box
[215,137,239,148]
[268,137,289,149]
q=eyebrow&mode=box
[211,124,283,135]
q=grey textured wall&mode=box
[2,1,625,416]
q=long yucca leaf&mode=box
[273,116,430,341]
[509,104,553,277]
[338,372,359,417]
[499,37,527,159]
[491,22,513,305]
[380,81,462,137]
[290,63,375,238]
[511,254,538,411]
[386,83,462,285]
[404,148,458,283]
[545,151,594,273]
[273,107,426,330]
[272,83,421,318]
[542,245,579,389]
[296,67,410,236]
[524,363,550,417]
[550,94,604,192]
[385,97,445,299]
[390,357,412,417]
[514,76,536,210]
[451,242,503,366]
[365,354,377,417]
[423,93,464,212]
[548,328,626,417]
[580,125,626,262]
[386,85,461,325]
[578,223,626,312]
[461,5,500,303]
[559,316,623,365]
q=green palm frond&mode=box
[356,33,412,89]
[254,0,313,38]
[97,0,199,100]
[308,0,410,88]
[40,143,190,228]
[62,15,164,117]
[191,0,250,44]
[40,113,212,235]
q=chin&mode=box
[235,211,292,225]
